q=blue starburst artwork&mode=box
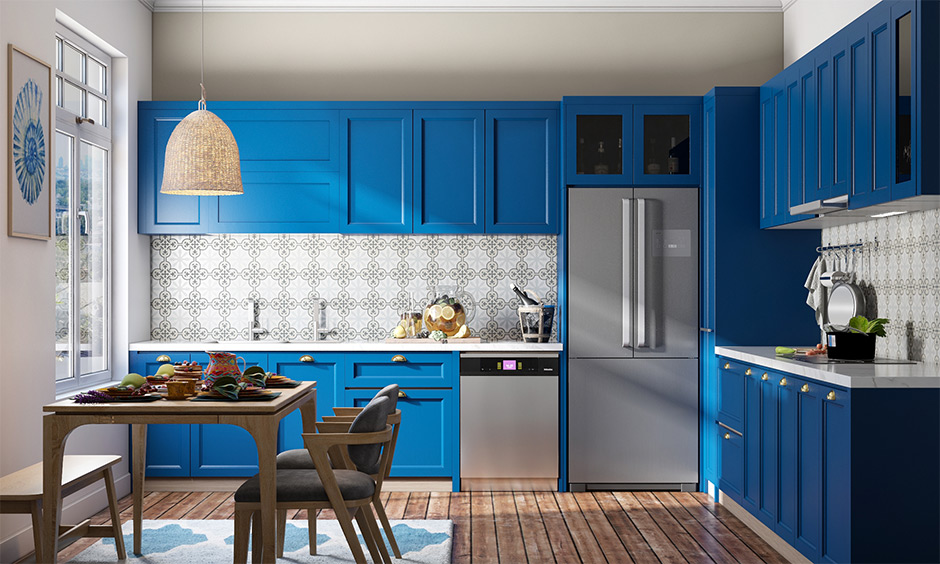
[12,78,46,205]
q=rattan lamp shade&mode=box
[160,108,243,195]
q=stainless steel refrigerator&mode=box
[568,187,699,491]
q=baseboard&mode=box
[0,471,131,564]
[383,478,452,492]
[718,490,811,564]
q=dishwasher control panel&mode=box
[460,355,559,375]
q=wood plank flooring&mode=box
[56,490,785,563]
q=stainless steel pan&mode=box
[827,281,866,326]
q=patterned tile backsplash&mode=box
[151,234,557,343]
[821,209,940,364]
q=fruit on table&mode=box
[775,346,796,355]
[454,325,470,339]
[155,363,175,376]
[120,373,146,387]
[392,325,407,339]
[424,301,467,337]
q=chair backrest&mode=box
[347,396,390,475]
[372,383,399,414]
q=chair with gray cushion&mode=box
[233,396,394,564]
[276,383,405,558]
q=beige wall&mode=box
[0,1,151,561]
[783,0,880,65]
[153,11,783,101]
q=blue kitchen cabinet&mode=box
[847,17,873,206]
[188,352,267,477]
[717,360,745,433]
[756,369,779,529]
[345,351,455,389]
[485,109,559,234]
[564,103,632,186]
[717,423,744,501]
[775,371,798,546]
[413,109,484,234]
[346,388,455,478]
[830,34,851,199]
[795,376,823,562]
[797,53,818,208]
[340,110,413,234]
[633,103,702,186]
[129,352,191,477]
[269,352,345,452]
[820,388,850,564]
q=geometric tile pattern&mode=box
[151,234,557,343]
[822,208,940,364]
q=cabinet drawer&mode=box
[719,423,745,501]
[345,352,454,388]
[718,357,747,430]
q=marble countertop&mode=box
[715,346,940,389]
[129,340,563,353]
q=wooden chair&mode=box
[0,455,125,563]
[234,397,394,564]
[276,383,404,558]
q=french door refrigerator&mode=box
[568,187,698,491]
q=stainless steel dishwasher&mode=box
[459,352,559,491]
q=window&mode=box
[54,27,111,391]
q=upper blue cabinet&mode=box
[563,97,702,187]
[761,0,938,228]
[139,102,560,235]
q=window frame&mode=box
[54,25,113,393]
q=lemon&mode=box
[428,305,443,320]
[454,325,470,338]
[441,305,456,321]
[392,325,407,339]
[155,363,175,376]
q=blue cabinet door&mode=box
[776,374,798,545]
[413,109,484,234]
[718,425,744,501]
[129,352,191,477]
[742,368,762,516]
[485,109,559,234]
[564,104,632,186]
[799,55,818,206]
[795,377,823,562]
[269,352,345,452]
[757,372,778,528]
[774,80,792,226]
[848,18,873,207]
[888,0,917,200]
[717,360,746,432]
[821,387,851,564]
[189,352,267,477]
[345,351,455,388]
[831,35,851,198]
[786,68,806,221]
[759,84,778,228]
[815,44,833,201]
[633,104,702,186]
[346,388,455,478]
[858,4,893,208]
[138,107,210,234]
[340,110,413,234]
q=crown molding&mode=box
[152,0,785,13]
[780,0,798,12]
[138,0,156,11]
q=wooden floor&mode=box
[57,490,786,563]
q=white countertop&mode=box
[715,346,940,389]
[129,340,563,353]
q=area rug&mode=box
[68,519,453,563]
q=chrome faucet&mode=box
[311,298,328,341]
[249,298,268,341]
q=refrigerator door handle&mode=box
[622,198,633,349]
[636,198,648,348]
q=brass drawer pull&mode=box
[761,373,769,381]
[779,377,787,386]
[827,391,837,401]
[392,355,407,363]
[801,384,810,393]
[156,354,171,363]
[745,368,752,376]
[299,355,314,363]
[723,433,731,440]
[723,363,731,370]
[398,390,407,398]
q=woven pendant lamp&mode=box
[160,0,242,196]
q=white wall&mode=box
[783,0,880,65]
[0,1,151,561]
[153,11,783,100]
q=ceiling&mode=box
[146,0,795,13]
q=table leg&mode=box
[241,418,279,563]
[42,415,68,563]
[300,388,317,434]
[132,424,147,555]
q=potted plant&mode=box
[827,316,889,360]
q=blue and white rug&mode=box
[68,519,452,563]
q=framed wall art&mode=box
[8,44,52,240]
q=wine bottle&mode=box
[511,284,539,305]
[593,141,609,174]
[667,136,679,174]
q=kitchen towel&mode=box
[804,256,828,327]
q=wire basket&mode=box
[518,304,555,343]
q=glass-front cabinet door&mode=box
[565,104,632,185]
[633,104,702,186]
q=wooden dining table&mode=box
[41,382,316,563]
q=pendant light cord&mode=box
[198,0,206,110]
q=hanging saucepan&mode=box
[826,281,866,326]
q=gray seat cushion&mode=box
[234,469,375,503]
[276,449,314,470]
[348,396,389,475]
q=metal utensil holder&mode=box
[518,304,555,343]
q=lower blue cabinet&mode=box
[346,388,455,478]
[717,425,744,500]
[270,352,345,452]
[130,352,191,477]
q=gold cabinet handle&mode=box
[723,433,731,440]
[392,355,407,363]
[723,363,731,370]
[779,377,787,386]
[801,384,810,393]
[398,390,407,398]
[156,354,171,363]
[827,391,837,401]
[761,373,769,381]
[299,355,314,363]
[745,368,752,376]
